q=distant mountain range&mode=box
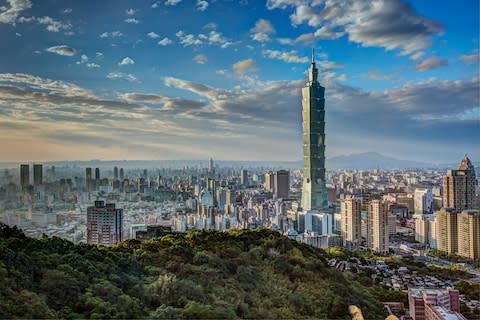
[326,152,435,169]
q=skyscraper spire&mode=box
[312,47,315,63]
[308,47,318,84]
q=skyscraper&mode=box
[264,171,274,192]
[209,157,214,174]
[119,168,124,180]
[301,49,328,211]
[274,170,289,199]
[114,166,119,180]
[368,200,389,254]
[457,210,479,260]
[436,208,459,255]
[443,155,477,210]
[341,197,362,249]
[240,169,248,186]
[87,201,123,245]
[95,167,100,180]
[20,164,29,188]
[414,188,433,214]
[33,164,43,186]
[85,167,92,181]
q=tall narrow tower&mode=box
[301,48,328,211]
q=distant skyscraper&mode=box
[240,169,248,186]
[114,166,119,180]
[274,170,289,199]
[301,49,328,211]
[33,164,43,186]
[368,200,389,254]
[20,164,29,188]
[209,157,214,174]
[85,167,92,181]
[341,197,362,249]
[443,155,477,210]
[95,168,100,180]
[119,168,124,180]
[87,201,123,245]
[264,171,274,192]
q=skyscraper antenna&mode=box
[311,48,315,63]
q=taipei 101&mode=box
[0,1,478,319]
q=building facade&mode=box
[340,197,362,249]
[457,210,480,260]
[301,49,328,211]
[33,164,43,186]
[368,200,389,253]
[87,200,123,245]
[443,155,477,210]
[274,170,289,199]
[20,164,29,188]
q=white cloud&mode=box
[147,31,160,38]
[165,0,182,5]
[263,49,308,63]
[152,2,160,8]
[106,72,138,82]
[203,22,217,30]
[460,53,479,64]
[158,37,173,46]
[197,0,208,11]
[124,18,139,24]
[125,8,136,15]
[76,54,88,64]
[15,32,21,36]
[194,54,208,64]
[0,0,32,24]
[233,59,256,75]
[250,19,275,42]
[100,31,123,38]
[119,57,135,66]
[37,16,72,32]
[175,30,232,48]
[268,0,444,59]
[45,45,76,56]
[416,56,448,72]
[61,8,72,14]
[86,63,100,68]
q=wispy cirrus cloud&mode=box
[415,56,448,71]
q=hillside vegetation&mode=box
[0,223,395,319]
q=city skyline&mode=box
[0,0,478,163]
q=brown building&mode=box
[457,210,480,260]
[443,155,477,210]
[436,208,459,255]
[340,196,362,249]
[87,201,123,246]
[408,288,463,320]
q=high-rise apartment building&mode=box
[20,164,29,188]
[274,170,289,199]
[240,169,248,186]
[33,164,43,186]
[264,171,274,192]
[457,210,480,260]
[368,200,389,254]
[414,188,433,214]
[114,166,119,180]
[301,49,328,211]
[340,197,362,249]
[87,201,123,245]
[436,208,459,255]
[443,155,477,210]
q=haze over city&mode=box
[0,0,478,163]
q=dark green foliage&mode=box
[0,223,391,319]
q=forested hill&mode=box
[0,224,394,319]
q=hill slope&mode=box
[0,224,396,319]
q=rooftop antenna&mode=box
[311,47,315,63]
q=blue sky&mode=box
[0,0,478,163]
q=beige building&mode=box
[443,155,477,210]
[340,197,362,249]
[457,210,480,260]
[436,208,459,255]
[368,200,389,254]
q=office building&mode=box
[443,155,477,210]
[95,168,100,180]
[119,168,124,180]
[301,49,328,211]
[85,167,92,181]
[457,210,480,260]
[114,166,119,180]
[240,169,248,186]
[264,171,274,192]
[340,197,362,249]
[368,200,389,254]
[436,208,459,255]
[87,201,123,245]
[20,164,29,188]
[298,211,332,235]
[209,157,214,175]
[414,188,433,214]
[274,170,289,199]
[33,164,43,186]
